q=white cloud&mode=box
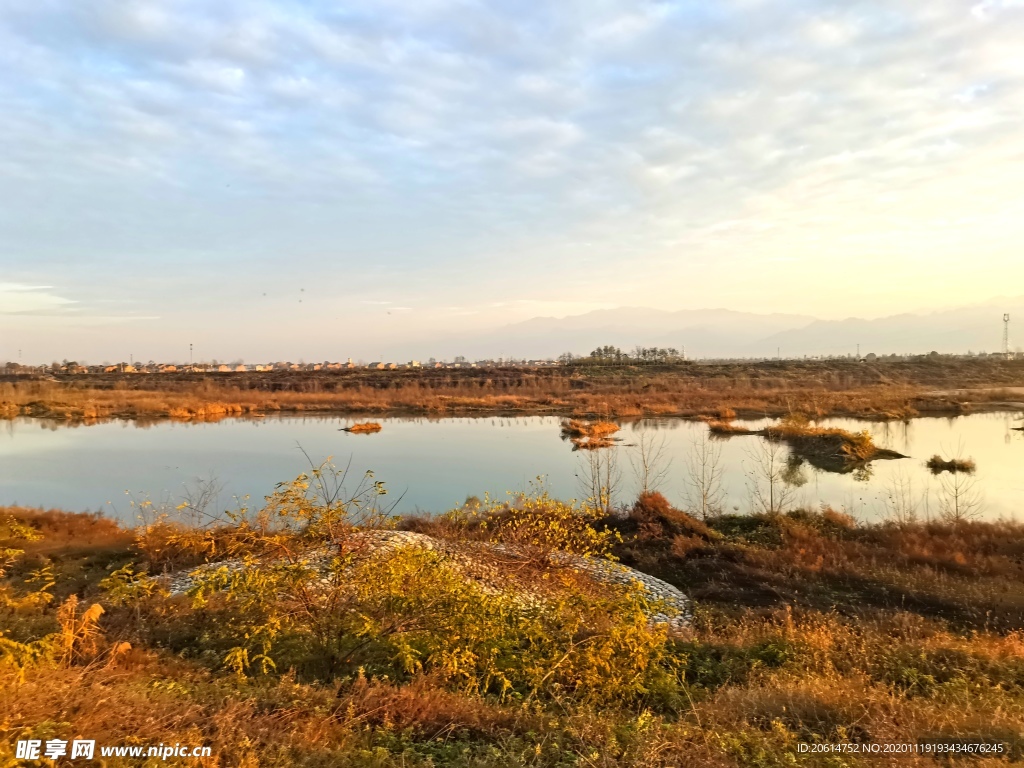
[0,283,76,314]
[2,0,1024,359]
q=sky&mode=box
[2,0,1024,363]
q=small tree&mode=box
[628,430,672,495]
[576,446,621,514]
[938,470,983,522]
[683,431,725,520]
[878,467,919,526]
[743,437,794,515]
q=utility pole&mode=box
[190,343,193,370]
[1004,314,1011,359]
[857,343,860,359]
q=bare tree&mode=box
[933,438,983,523]
[576,446,621,514]
[938,469,983,523]
[683,430,725,520]
[743,437,795,516]
[877,466,918,526]
[628,430,672,495]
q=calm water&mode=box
[2,413,1022,524]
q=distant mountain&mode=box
[758,299,1024,358]
[442,299,1024,360]
[449,307,817,359]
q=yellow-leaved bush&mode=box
[125,465,674,707]
[1,514,115,679]
[185,542,673,705]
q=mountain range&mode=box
[447,297,1024,360]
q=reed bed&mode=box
[2,357,1022,424]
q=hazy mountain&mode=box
[443,299,1023,360]
[449,307,817,359]
[759,298,1024,358]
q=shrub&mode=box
[481,487,620,563]
[628,492,713,541]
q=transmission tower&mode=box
[1004,314,1011,358]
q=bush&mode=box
[481,487,620,563]
[628,492,713,541]
[127,473,671,708]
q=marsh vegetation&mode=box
[342,421,383,433]
[3,357,1024,425]
[4,465,1024,766]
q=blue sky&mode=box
[2,0,1024,362]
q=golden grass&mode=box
[560,419,620,449]
[342,421,383,433]
[6,495,1024,766]
[7,357,1021,424]
[9,501,1024,765]
[560,419,621,438]
[706,419,752,435]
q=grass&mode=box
[6,474,1024,767]
[343,421,383,433]
[707,419,753,435]
[560,419,620,449]
[704,414,903,471]
[926,455,977,474]
[3,357,1023,424]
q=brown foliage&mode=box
[342,421,383,433]
[627,492,714,541]
[561,419,620,449]
[7,357,1023,424]
[342,673,527,738]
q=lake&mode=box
[2,413,1022,524]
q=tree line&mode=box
[558,345,685,365]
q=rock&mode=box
[163,529,691,632]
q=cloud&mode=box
[0,283,76,315]
[0,283,159,324]
[2,0,1024,359]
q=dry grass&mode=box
[0,507,135,599]
[560,419,620,449]
[342,421,383,433]
[6,494,1024,766]
[706,419,753,435]
[560,419,620,439]
[3,357,1023,425]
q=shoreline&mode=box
[3,361,1024,426]
[2,395,1020,427]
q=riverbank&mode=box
[3,358,1024,424]
[3,485,1024,766]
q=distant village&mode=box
[1,346,1019,376]
[1,357,564,375]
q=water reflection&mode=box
[1,412,1021,524]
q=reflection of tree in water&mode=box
[626,418,683,432]
[779,451,874,488]
[781,455,808,488]
[852,465,874,483]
